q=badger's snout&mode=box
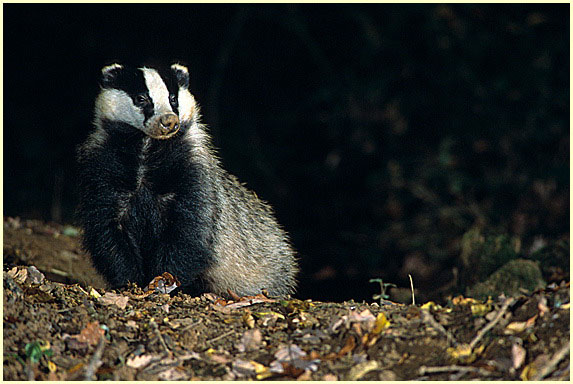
[161,113,179,132]
[147,113,180,139]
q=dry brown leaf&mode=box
[157,366,189,380]
[346,360,380,380]
[126,354,155,369]
[145,272,180,294]
[512,343,527,369]
[98,292,129,309]
[505,315,538,334]
[75,321,105,346]
[236,328,262,352]
[7,266,45,285]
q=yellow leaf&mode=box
[421,301,439,310]
[371,313,390,335]
[520,363,535,380]
[48,361,57,373]
[205,348,216,355]
[470,303,491,317]
[89,288,102,298]
[447,344,483,363]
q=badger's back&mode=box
[77,63,297,297]
[206,172,298,296]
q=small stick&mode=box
[150,319,171,356]
[206,330,235,345]
[26,360,35,381]
[419,364,494,377]
[469,297,514,350]
[421,309,456,346]
[409,274,415,306]
[531,341,570,381]
[84,336,106,380]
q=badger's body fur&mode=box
[77,63,297,297]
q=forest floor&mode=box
[3,217,570,380]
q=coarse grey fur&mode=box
[77,63,298,297]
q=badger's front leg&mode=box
[79,181,148,289]
[152,191,215,295]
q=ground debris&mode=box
[2,217,570,380]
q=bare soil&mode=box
[3,217,570,380]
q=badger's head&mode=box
[94,63,197,140]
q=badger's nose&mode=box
[160,113,180,133]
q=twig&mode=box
[418,364,494,377]
[469,297,514,350]
[150,318,171,356]
[206,330,235,345]
[84,336,106,380]
[26,360,35,381]
[408,274,415,305]
[531,341,570,381]
[421,309,456,346]
[181,318,203,332]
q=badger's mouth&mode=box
[145,113,180,140]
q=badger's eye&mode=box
[169,94,178,108]
[135,94,150,107]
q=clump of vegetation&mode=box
[459,227,521,288]
[369,278,397,304]
[466,259,545,300]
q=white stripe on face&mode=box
[178,88,196,124]
[94,88,145,129]
[141,68,173,115]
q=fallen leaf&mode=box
[520,353,550,380]
[446,343,484,363]
[505,315,538,334]
[511,343,526,369]
[251,360,273,380]
[339,335,356,356]
[224,296,277,310]
[296,370,313,380]
[280,298,312,313]
[346,360,380,380]
[242,310,255,328]
[75,321,105,346]
[371,312,390,335]
[145,272,181,294]
[89,288,101,298]
[420,301,440,311]
[471,303,492,317]
[537,297,549,317]
[271,345,320,374]
[157,367,189,380]
[126,354,155,369]
[231,359,256,378]
[7,266,45,285]
[208,351,231,364]
[236,328,262,352]
[98,292,129,309]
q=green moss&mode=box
[466,259,545,300]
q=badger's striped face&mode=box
[94,63,197,139]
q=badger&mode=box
[77,63,298,297]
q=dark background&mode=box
[4,4,569,302]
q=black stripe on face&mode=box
[157,67,180,116]
[103,66,155,121]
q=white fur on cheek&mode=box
[178,88,196,124]
[94,89,145,128]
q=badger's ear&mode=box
[171,63,189,88]
[101,63,123,87]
